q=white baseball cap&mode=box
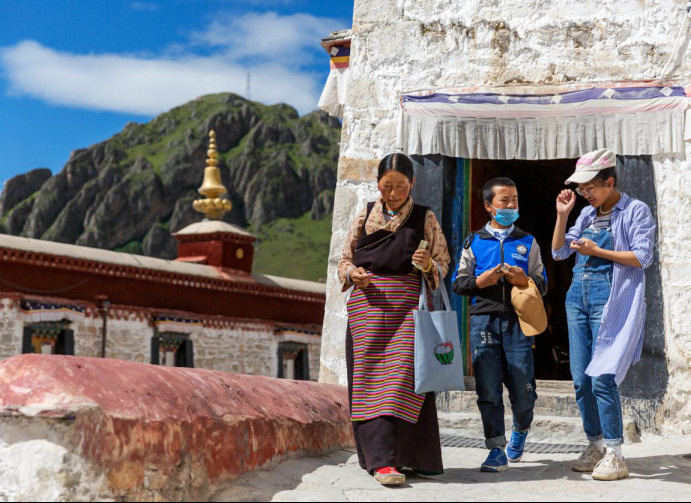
[565,149,617,185]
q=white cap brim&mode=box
[565,171,598,185]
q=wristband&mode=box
[422,258,434,273]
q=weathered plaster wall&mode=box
[74,312,152,363]
[321,0,691,433]
[653,150,691,435]
[190,321,277,376]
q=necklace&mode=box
[384,208,397,216]
[599,192,620,216]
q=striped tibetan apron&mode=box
[347,273,430,422]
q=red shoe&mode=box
[373,466,405,486]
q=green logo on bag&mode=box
[434,342,454,365]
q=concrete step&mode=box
[436,379,640,445]
[436,378,581,417]
[438,412,641,445]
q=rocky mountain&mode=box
[0,93,340,269]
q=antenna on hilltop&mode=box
[245,72,251,101]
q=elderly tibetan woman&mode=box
[552,149,656,482]
[338,153,450,486]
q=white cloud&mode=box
[192,11,342,65]
[0,12,347,116]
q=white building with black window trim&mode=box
[0,219,325,381]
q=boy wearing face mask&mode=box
[452,177,547,473]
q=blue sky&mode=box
[0,0,352,185]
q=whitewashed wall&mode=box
[653,153,691,435]
[321,0,691,433]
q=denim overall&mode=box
[566,223,623,447]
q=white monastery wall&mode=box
[322,0,691,433]
[192,321,276,376]
[653,149,691,435]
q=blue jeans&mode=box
[470,313,537,449]
[566,272,623,447]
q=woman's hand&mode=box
[350,267,374,288]
[556,189,576,215]
[476,264,503,289]
[412,248,432,270]
[570,237,600,256]
[502,265,530,287]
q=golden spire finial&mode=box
[207,130,219,167]
[193,130,232,220]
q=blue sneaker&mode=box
[481,447,509,472]
[506,430,529,462]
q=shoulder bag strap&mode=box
[418,263,452,312]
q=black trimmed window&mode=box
[151,332,194,368]
[22,322,74,355]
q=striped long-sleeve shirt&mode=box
[552,192,656,385]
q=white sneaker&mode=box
[571,444,606,472]
[592,450,630,481]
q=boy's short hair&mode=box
[483,177,517,204]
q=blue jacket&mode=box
[452,225,547,315]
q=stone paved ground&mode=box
[214,433,691,502]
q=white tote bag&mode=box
[413,268,465,394]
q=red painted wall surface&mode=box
[0,355,353,500]
[177,240,255,273]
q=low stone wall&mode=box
[0,354,353,501]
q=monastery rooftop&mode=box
[0,233,325,296]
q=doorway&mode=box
[411,154,666,398]
[277,342,310,380]
[469,159,587,380]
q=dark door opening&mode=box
[411,154,666,397]
[150,332,195,368]
[277,343,310,380]
[470,159,587,380]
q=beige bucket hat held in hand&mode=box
[511,278,548,336]
[565,148,616,185]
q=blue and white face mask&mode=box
[490,205,519,226]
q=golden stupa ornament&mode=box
[193,130,233,220]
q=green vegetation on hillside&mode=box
[251,212,333,283]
